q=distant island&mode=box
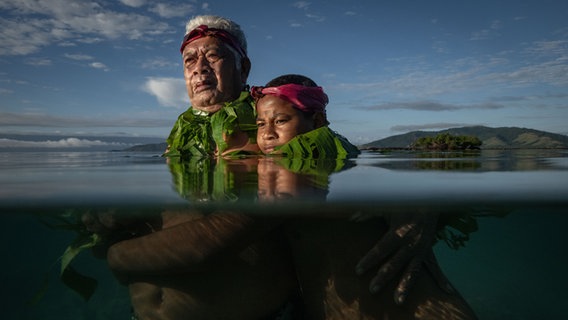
[122,126,568,152]
[360,126,568,150]
[123,142,168,152]
[411,132,482,150]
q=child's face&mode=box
[256,95,315,154]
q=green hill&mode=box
[123,142,168,152]
[360,126,568,149]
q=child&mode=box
[252,74,478,319]
[252,74,359,159]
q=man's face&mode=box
[255,95,315,154]
[182,36,244,113]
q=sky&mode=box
[1,0,567,148]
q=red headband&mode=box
[251,84,329,114]
[180,24,247,58]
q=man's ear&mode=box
[313,112,328,129]
[240,57,251,85]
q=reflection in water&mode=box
[367,149,567,171]
[168,156,259,203]
[257,157,353,203]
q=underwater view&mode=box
[1,149,567,319]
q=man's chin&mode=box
[192,93,223,111]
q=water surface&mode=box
[1,149,567,319]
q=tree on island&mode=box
[411,133,482,150]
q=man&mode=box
[160,14,446,308]
[107,16,300,319]
[164,15,258,158]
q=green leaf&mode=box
[165,91,257,158]
[60,233,101,275]
[274,127,359,159]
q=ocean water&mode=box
[1,149,567,319]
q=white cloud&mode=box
[357,101,504,112]
[90,62,110,71]
[143,77,188,108]
[470,20,502,41]
[58,41,77,47]
[64,53,94,60]
[390,123,474,132]
[305,13,325,22]
[149,3,195,18]
[293,2,311,10]
[337,43,568,106]
[491,20,502,30]
[0,0,172,56]
[76,37,104,44]
[25,57,52,66]
[526,40,568,57]
[141,57,179,69]
[0,111,170,128]
[119,0,147,8]
[0,18,55,55]
[0,137,127,148]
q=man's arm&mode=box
[106,211,277,276]
[356,212,454,304]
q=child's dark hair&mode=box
[265,74,318,88]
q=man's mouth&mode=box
[194,80,214,93]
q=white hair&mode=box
[184,15,248,56]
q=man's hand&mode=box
[355,212,454,304]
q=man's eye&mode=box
[256,122,265,127]
[275,119,288,124]
[184,57,197,66]
[206,52,221,62]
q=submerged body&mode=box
[287,217,477,320]
[108,211,299,320]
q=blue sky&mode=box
[1,0,567,148]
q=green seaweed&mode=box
[38,213,101,301]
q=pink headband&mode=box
[250,84,329,114]
[180,25,247,58]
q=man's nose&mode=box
[192,55,211,75]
